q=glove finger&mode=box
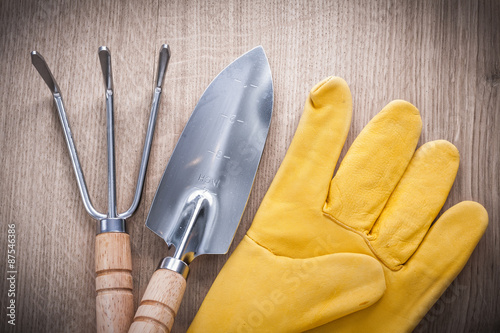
[308,201,488,333]
[324,100,422,233]
[263,77,352,209]
[398,201,488,328]
[189,235,385,333]
[369,140,460,269]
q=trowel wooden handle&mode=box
[129,269,186,333]
[95,232,134,333]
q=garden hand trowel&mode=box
[129,46,273,332]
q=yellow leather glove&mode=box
[188,77,488,333]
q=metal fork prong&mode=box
[98,46,118,219]
[155,44,170,88]
[119,44,171,219]
[98,46,113,90]
[31,51,106,220]
[31,51,61,96]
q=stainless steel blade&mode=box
[146,46,273,262]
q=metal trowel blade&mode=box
[146,46,273,261]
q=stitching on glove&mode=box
[311,76,334,94]
[321,210,404,272]
[245,234,281,257]
[246,234,345,262]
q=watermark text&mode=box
[6,223,16,326]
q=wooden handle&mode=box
[129,269,186,333]
[95,232,134,333]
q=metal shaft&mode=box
[31,51,106,220]
[98,47,118,218]
[119,44,170,219]
[107,92,117,217]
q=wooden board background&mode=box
[0,0,498,332]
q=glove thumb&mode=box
[188,235,386,333]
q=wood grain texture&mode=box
[0,0,498,332]
[95,232,134,333]
[130,269,186,333]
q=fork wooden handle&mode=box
[129,269,186,333]
[95,232,134,333]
